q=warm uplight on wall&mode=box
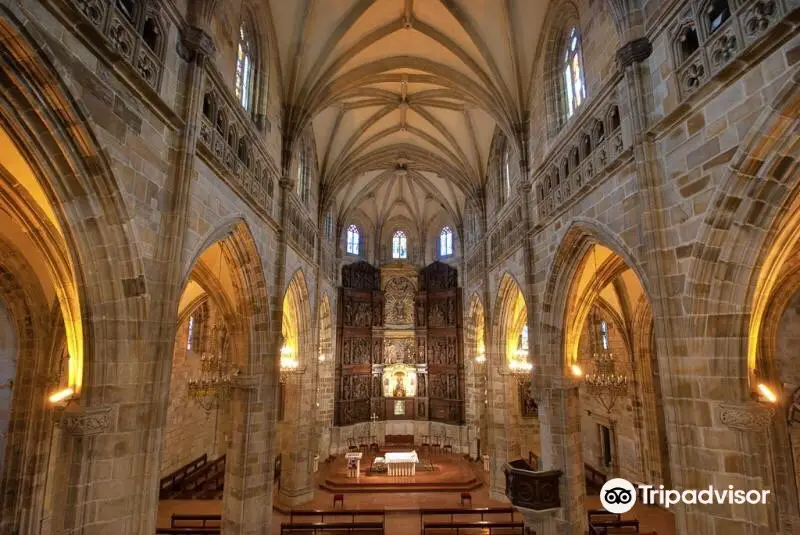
[48,387,74,404]
[757,383,777,403]
[571,364,583,377]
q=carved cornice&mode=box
[57,405,115,437]
[178,26,216,62]
[719,402,774,430]
[616,37,653,70]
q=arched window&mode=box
[392,231,408,259]
[600,319,609,350]
[440,226,453,257]
[186,315,195,351]
[346,225,360,255]
[235,22,255,112]
[502,145,512,201]
[521,325,529,351]
[324,213,334,240]
[564,27,586,119]
[296,155,309,203]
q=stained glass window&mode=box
[324,213,333,240]
[440,226,453,256]
[521,325,529,351]
[392,231,407,259]
[235,23,254,111]
[186,315,194,351]
[564,27,586,119]
[346,225,359,255]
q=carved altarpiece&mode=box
[335,261,463,427]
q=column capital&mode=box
[718,401,774,430]
[57,404,116,437]
[615,37,653,71]
[177,26,216,63]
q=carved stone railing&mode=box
[670,0,797,101]
[65,0,167,91]
[286,198,317,261]
[488,203,524,264]
[504,462,563,511]
[535,96,627,221]
[197,67,277,221]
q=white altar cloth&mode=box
[384,451,419,476]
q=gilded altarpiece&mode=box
[335,261,463,426]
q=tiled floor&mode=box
[158,458,677,535]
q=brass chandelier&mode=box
[582,246,629,413]
[187,323,238,411]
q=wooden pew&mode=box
[159,454,208,499]
[170,514,222,528]
[419,507,516,531]
[155,528,220,535]
[287,509,385,523]
[165,456,226,499]
[587,508,621,525]
[422,520,524,534]
[588,519,641,534]
[279,521,384,534]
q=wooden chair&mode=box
[442,436,453,454]
[432,434,442,455]
[460,492,472,506]
[358,435,368,452]
[369,435,380,453]
[420,435,430,454]
[333,494,344,509]
[347,438,358,452]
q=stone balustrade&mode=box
[198,67,278,221]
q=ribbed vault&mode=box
[264,0,552,233]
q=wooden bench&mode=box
[155,528,220,535]
[588,519,641,534]
[585,463,607,495]
[587,509,621,525]
[170,514,222,529]
[419,507,516,532]
[422,520,524,534]
[279,521,384,534]
[286,509,385,523]
[159,454,208,499]
[165,456,226,499]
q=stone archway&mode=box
[315,295,334,461]
[539,225,663,535]
[465,293,488,461]
[487,273,532,498]
[277,269,315,506]
[167,218,272,534]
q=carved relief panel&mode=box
[384,277,415,325]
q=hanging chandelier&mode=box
[500,331,533,382]
[187,323,238,411]
[280,343,305,382]
[581,246,629,413]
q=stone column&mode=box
[537,376,584,535]
[223,374,272,534]
[278,370,316,506]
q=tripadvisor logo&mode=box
[600,478,771,514]
[600,478,637,514]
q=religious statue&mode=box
[393,372,406,397]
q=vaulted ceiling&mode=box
[266,0,552,236]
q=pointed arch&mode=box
[283,269,312,363]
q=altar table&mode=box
[384,451,419,476]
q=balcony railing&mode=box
[504,460,563,511]
[197,67,277,221]
[535,96,627,222]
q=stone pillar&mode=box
[223,375,273,533]
[538,376,584,535]
[519,507,564,535]
[278,371,315,506]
